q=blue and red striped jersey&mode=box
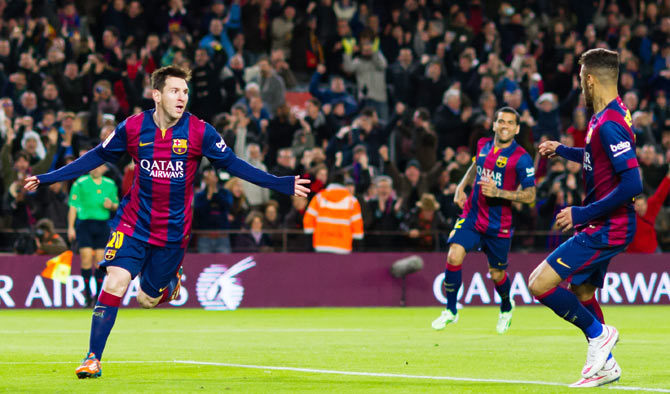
[461,137,535,238]
[61,109,295,248]
[579,97,638,245]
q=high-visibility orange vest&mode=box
[303,184,363,254]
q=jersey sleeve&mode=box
[599,120,639,174]
[515,153,536,188]
[201,124,295,195]
[37,121,128,185]
[100,120,128,159]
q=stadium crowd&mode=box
[2,0,670,254]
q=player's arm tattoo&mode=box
[494,185,536,204]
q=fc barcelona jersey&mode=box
[461,137,535,238]
[100,110,275,248]
[579,97,638,245]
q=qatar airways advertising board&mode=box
[0,253,668,309]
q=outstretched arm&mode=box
[24,145,117,191]
[538,140,584,163]
[203,125,309,196]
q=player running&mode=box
[432,107,536,334]
[532,48,642,387]
[24,65,310,379]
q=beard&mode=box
[583,85,594,110]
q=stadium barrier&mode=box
[0,253,668,309]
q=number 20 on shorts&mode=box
[106,231,125,249]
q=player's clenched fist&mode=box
[478,177,499,198]
[538,141,561,158]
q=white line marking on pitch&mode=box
[1,360,668,392]
[174,360,670,393]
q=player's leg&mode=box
[136,245,186,309]
[93,248,106,302]
[433,220,481,330]
[528,235,619,378]
[482,235,514,333]
[90,221,110,303]
[568,282,621,388]
[76,265,132,379]
[79,247,95,306]
[482,235,513,313]
[77,231,145,379]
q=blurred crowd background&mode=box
[2,0,670,254]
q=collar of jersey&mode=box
[144,109,189,135]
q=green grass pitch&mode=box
[2,306,669,393]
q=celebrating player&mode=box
[432,107,536,334]
[24,65,310,379]
[532,48,642,387]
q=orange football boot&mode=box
[75,353,101,379]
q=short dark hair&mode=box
[579,48,619,83]
[494,106,521,125]
[151,65,192,92]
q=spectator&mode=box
[379,145,443,211]
[309,64,358,116]
[32,181,69,229]
[364,175,403,251]
[241,143,270,210]
[258,56,286,114]
[303,173,363,254]
[193,166,232,254]
[343,39,389,120]
[271,5,295,59]
[199,17,235,60]
[263,200,282,247]
[34,218,68,255]
[628,168,670,253]
[284,196,311,251]
[224,177,249,231]
[235,211,273,252]
[2,126,57,192]
[401,193,449,251]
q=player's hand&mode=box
[538,141,561,158]
[294,176,311,197]
[478,177,499,198]
[555,206,574,232]
[67,227,76,243]
[103,198,113,210]
[454,188,467,209]
[23,175,40,191]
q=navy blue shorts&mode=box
[448,218,511,270]
[76,219,110,249]
[545,231,627,288]
[100,230,185,298]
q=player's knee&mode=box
[568,284,595,302]
[446,248,464,266]
[528,276,547,297]
[137,294,158,309]
[489,269,504,283]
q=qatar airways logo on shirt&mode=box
[477,166,502,187]
[140,159,185,179]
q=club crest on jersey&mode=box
[172,139,188,155]
[586,127,593,144]
[104,249,116,260]
[496,156,507,168]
